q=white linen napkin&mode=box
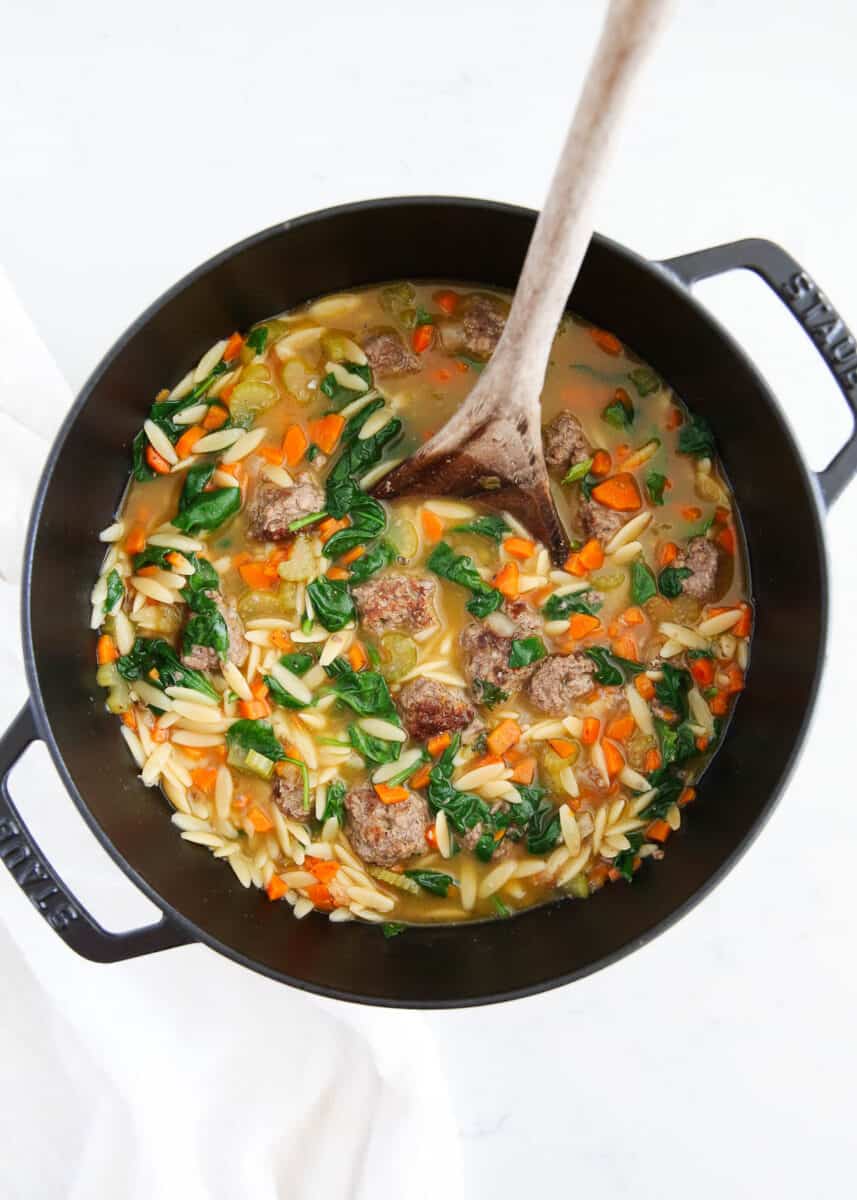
[0,266,463,1200]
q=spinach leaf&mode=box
[382,922,407,938]
[646,471,667,506]
[173,486,241,534]
[630,561,657,606]
[280,651,314,676]
[521,788,561,855]
[325,401,402,518]
[320,362,373,408]
[426,734,490,834]
[585,646,645,686]
[183,591,229,659]
[472,679,509,709]
[658,566,692,599]
[627,366,661,396]
[654,663,692,722]
[403,869,454,897]
[132,429,157,482]
[226,719,285,762]
[105,569,124,614]
[508,637,547,668]
[324,658,396,718]
[347,540,395,584]
[245,326,269,355]
[323,494,386,558]
[348,724,401,765]
[427,541,502,618]
[264,673,309,711]
[307,576,356,631]
[147,362,228,438]
[473,832,499,862]
[678,413,715,458]
[640,771,686,819]
[414,306,434,326]
[602,396,634,429]
[562,457,594,485]
[654,719,697,770]
[613,831,644,882]
[451,514,510,543]
[542,589,601,621]
[132,546,218,594]
[323,778,347,823]
[116,637,218,701]
[490,895,512,918]
[579,471,598,501]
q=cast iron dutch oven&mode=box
[1,199,855,1007]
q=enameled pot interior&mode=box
[25,200,827,1005]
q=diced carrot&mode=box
[223,332,244,362]
[306,858,340,884]
[410,763,432,790]
[121,709,137,731]
[509,756,536,784]
[608,620,620,638]
[679,786,697,806]
[271,629,293,653]
[681,506,702,521]
[581,717,600,746]
[591,472,642,512]
[238,699,270,720]
[232,551,251,568]
[154,388,170,402]
[589,862,610,888]
[504,536,535,560]
[717,526,736,555]
[644,747,662,773]
[658,541,679,567]
[220,383,236,403]
[308,413,346,455]
[589,328,622,355]
[695,735,709,752]
[306,882,335,911]
[605,714,635,742]
[427,732,451,758]
[137,565,159,578]
[150,719,170,744]
[347,642,368,672]
[326,566,349,581]
[258,444,284,465]
[612,636,638,661]
[564,552,585,577]
[219,460,245,481]
[493,561,519,597]
[425,825,439,849]
[709,692,729,716]
[420,509,444,542]
[720,662,745,693]
[145,444,172,475]
[690,657,715,687]
[530,584,554,607]
[202,403,229,430]
[547,738,578,759]
[665,406,683,430]
[247,806,274,833]
[375,783,409,805]
[579,538,604,570]
[340,545,365,566]
[434,290,459,314]
[178,743,209,760]
[239,561,275,590]
[569,613,600,639]
[590,449,612,478]
[266,875,288,901]
[602,739,624,778]
[734,602,752,638]
[646,819,671,843]
[190,767,217,793]
[96,634,118,665]
[283,424,308,466]
[486,719,522,757]
[283,742,304,764]
[635,674,655,700]
[411,324,434,353]
[318,517,349,542]
[251,679,269,701]
[433,368,452,384]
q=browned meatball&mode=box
[247,475,325,542]
[459,617,539,699]
[578,497,627,544]
[362,328,420,377]
[395,677,475,742]
[181,591,248,671]
[543,412,592,471]
[345,783,430,866]
[528,653,596,714]
[438,294,508,360]
[353,573,436,634]
[272,764,309,819]
[674,536,719,600]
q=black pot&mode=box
[2,198,854,1007]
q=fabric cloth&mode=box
[0,266,463,1200]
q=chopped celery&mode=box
[367,866,420,895]
[244,749,275,779]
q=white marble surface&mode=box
[2,1,856,1196]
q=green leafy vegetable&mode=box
[245,326,269,355]
[382,922,407,938]
[183,591,229,660]
[427,541,502,618]
[613,832,644,882]
[320,362,373,408]
[116,637,218,701]
[562,457,594,485]
[105,569,124,614]
[264,673,309,710]
[646,471,667,506]
[451,514,510,542]
[347,540,395,584]
[324,658,397,718]
[323,779,347,823]
[382,752,429,787]
[678,413,715,458]
[306,576,356,631]
[627,366,661,396]
[542,589,601,621]
[173,462,240,534]
[511,784,560,855]
[348,724,401,765]
[426,735,490,835]
[325,400,402,517]
[654,719,697,770]
[630,561,657,606]
[324,494,387,558]
[490,895,512,917]
[280,652,314,676]
[414,306,434,326]
[132,430,157,482]
[403,869,454,897]
[226,719,286,762]
[288,510,327,532]
[654,663,692,722]
[585,646,645,686]
[658,566,692,599]
[508,637,547,668]
[472,679,509,709]
[602,396,634,429]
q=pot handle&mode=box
[0,705,193,962]
[661,238,857,507]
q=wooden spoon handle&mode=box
[493,0,670,398]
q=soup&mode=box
[91,282,751,928]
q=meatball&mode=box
[272,764,309,819]
[578,497,627,544]
[395,677,475,742]
[528,653,596,714]
[438,293,508,360]
[362,328,420,378]
[674,536,719,600]
[181,591,248,671]
[458,822,516,859]
[344,783,430,867]
[352,573,436,634]
[247,475,325,542]
[543,411,592,471]
[459,615,539,699]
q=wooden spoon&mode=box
[373,0,669,563]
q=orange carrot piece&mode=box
[581,717,600,746]
[503,536,536,560]
[427,732,451,758]
[96,634,118,664]
[564,552,586,577]
[509,756,536,785]
[306,882,336,911]
[493,561,519,597]
[266,875,288,901]
[308,413,346,455]
[716,526,736,555]
[635,673,655,700]
[270,629,293,653]
[434,290,459,314]
[318,517,349,542]
[622,606,645,626]
[720,662,745,694]
[433,368,452,384]
[190,767,217,793]
[340,545,365,565]
[695,735,709,752]
[375,783,409,805]
[258,444,284,465]
[175,425,205,459]
[247,806,274,833]
[578,538,604,570]
[425,825,439,849]
[658,541,679,568]
[605,714,635,743]
[646,818,671,843]
[121,709,137,731]
[202,403,229,431]
[347,642,368,672]
[589,862,610,888]
[238,699,270,720]
[283,424,308,467]
[602,739,624,778]
[145,444,172,475]
[589,328,622,355]
[644,747,662,773]
[690,657,715,687]
[709,692,729,716]
[326,566,349,581]
[681,505,702,521]
[420,509,444,542]
[486,719,522,757]
[150,719,170,744]
[590,449,612,477]
[136,565,158,578]
[679,786,697,807]
[239,562,275,590]
[306,858,340,884]
[411,324,433,354]
[530,584,554,607]
[251,679,269,701]
[665,407,683,431]
[569,613,600,639]
[734,603,752,638]
[410,763,432,790]
[547,738,578,759]
[222,332,244,362]
[591,472,642,512]
[612,636,638,662]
